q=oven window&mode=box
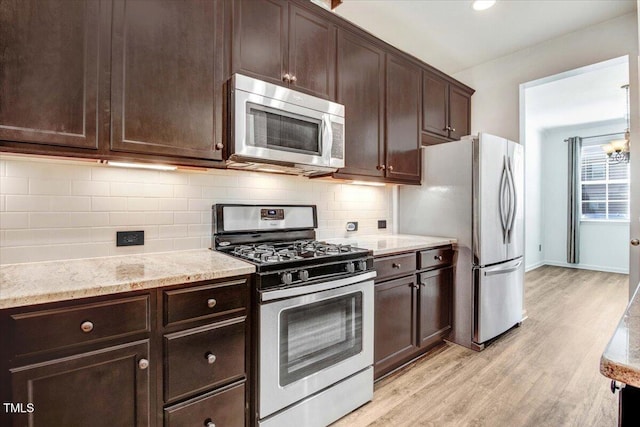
[247,103,321,156]
[279,292,363,387]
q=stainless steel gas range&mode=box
[212,204,375,427]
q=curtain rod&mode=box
[563,132,624,142]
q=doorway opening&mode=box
[521,56,630,275]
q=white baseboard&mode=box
[542,260,629,275]
[525,261,545,272]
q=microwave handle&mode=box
[321,115,333,161]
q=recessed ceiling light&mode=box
[472,0,496,11]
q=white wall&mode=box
[540,121,630,274]
[0,156,393,265]
[453,13,639,142]
[524,127,543,271]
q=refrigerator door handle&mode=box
[483,259,523,276]
[498,158,509,244]
[505,157,517,243]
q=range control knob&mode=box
[357,260,367,271]
[281,272,293,285]
[298,270,310,281]
[345,262,355,274]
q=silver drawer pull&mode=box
[80,321,94,333]
[392,263,401,269]
[206,353,217,364]
[205,420,216,427]
[207,298,217,309]
[138,359,149,370]
[434,255,444,261]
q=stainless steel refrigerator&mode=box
[398,133,524,350]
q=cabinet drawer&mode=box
[163,279,247,327]
[164,382,245,427]
[418,247,454,270]
[10,295,150,357]
[374,253,416,282]
[164,317,245,402]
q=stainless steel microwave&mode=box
[228,74,345,176]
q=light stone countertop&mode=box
[0,249,255,310]
[324,234,456,256]
[601,283,640,388]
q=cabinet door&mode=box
[374,276,418,378]
[335,30,384,179]
[418,267,453,348]
[0,0,104,150]
[422,72,449,138]
[10,341,150,427]
[110,0,223,160]
[232,0,289,86]
[449,85,471,140]
[288,5,336,100]
[385,54,421,183]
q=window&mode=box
[580,142,630,220]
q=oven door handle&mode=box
[260,270,377,302]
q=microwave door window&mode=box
[247,103,322,155]
[279,293,363,386]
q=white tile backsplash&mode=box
[0,156,394,264]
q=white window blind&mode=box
[580,140,630,220]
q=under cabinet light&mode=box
[104,161,177,171]
[350,180,386,187]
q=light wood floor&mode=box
[333,266,629,427]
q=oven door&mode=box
[259,275,374,418]
[233,89,341,167]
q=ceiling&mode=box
[525,58,630,132]
[334,0,637,75]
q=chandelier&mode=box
[602,84,630,163]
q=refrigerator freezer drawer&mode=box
[473,258,524,344]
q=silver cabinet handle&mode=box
[434,255,443,261]
[392,263,401,269]
[283,73,291,83]
[206,353,217,364]
[376,165,386,170]
[450,127,456,132]
[632,239,640,246]
[215,142,223,150]
[290,75,297,83]
[138,359,149,370]
[387,165,394,171]
[207,298,217,309]
[206,422,216,427]
[80,321,94,333]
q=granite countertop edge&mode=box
[0,249,256,310]
[600,283,640,388]
[324,233,457,256]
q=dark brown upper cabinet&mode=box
[232,0,336,100]
[385,54,421,183]
[0,0,106,151]
[110,0,224,160]
[334,31,421,185]
[421,70,472,145]
[334,29,385,180]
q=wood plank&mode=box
[333,266,627,426]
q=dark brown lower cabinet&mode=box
[619,384,640,426]
[374,247,454,380]
[418,267,453,348]
[10,340,150,427]
[1,275,251,427]
[374,275,418,377]
[164,382,245,427]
